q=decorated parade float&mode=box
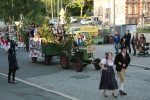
[28,10,101,72]
[29,24,101,72]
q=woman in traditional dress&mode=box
[3,37,9,53]
[99,52,118,98]
[56,26,63,43]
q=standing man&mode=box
[49,23,56,34]
[114,46,131,95]
[61,24,66,40]
[30,25,35,37]
[124,30,131,54]
[113,31,120,54]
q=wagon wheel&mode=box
[60,53,69,69]
[75,60,83,72]
[45,55,52,65]
[31,57,37,62]
[93,58,101,70]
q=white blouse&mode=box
[101,58,114,66]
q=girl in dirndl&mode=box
[99,52,118,98]
[2,37,10,53]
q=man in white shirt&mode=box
[114,46,131,95]
[49,23,56,34]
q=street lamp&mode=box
[113,0,115,32]
[142,0,150,26]
[65,1,74,12]
[80,1,85,17]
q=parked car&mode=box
[70,17,78,23]
[80,19,92,25]
[49,19,59,25]
[49,19,66,25]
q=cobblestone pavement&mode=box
[1,44,150,100]
[26,66,150,100]
[25,44,150,100]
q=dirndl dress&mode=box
[4,42,10,51]
[99,59,118,90]
[17,42,21,48]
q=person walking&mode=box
[114,46,131,95]
[113,31,120,54]
[99,52,118,98]
[10,35,17,55]
[124,30,131,54]
[8,48,17,84]
[131,32,138,56]
[119,34,125,49]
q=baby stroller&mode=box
[137,42,150,57]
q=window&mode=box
[100,7,102,15]
[134,5,138,14]
[144,4,147,13]
[121,6,124,14]
[128,5,132,14]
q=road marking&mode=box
[130,64,149,68]
[0,72,79,100]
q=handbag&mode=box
[15,62,20,70]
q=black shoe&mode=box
[12,81,17,84]
[112,93,117,98]
[8,81,11,83]
[119,90,127,95]
[103,93,108,97]
[132,54,136,56]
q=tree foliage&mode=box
[0,0,45,23]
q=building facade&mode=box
[94,0,150,25]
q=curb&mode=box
[0,72,79,100]
[130,64,150,69]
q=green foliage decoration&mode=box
[38,25,57,44]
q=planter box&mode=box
[92,36,104,44]
[42,43,63,55]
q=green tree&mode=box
[0,0,45,23]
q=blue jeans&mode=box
[114,43,119,53]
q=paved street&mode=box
[0,75,70,100]
[0,44,150,100]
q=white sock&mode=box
[120,83,123,90]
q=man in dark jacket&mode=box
[114,46,131,95]
[8,48,17,84]
[10,36,16,55]
[113,31,120,54]
[124,30,131,54]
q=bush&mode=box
[137,28,150,33]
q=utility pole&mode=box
[57,0,60,21]
[51,0,53,19]
[46,0,48,16]
[54,0,55,18]
[61,0,62,8]
[143,0,150,26]
[109,0,110,27]
[114,0,115,31]
[12,0,14,25]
